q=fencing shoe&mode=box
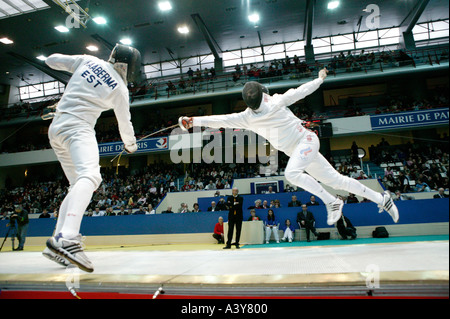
[42,247,70,267]
[325,198,344,225]
[378,191,399,223]
[46,233,94,273]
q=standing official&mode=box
[224,187,244,249]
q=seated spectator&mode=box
[284,184,296,192]
[192,203,201,212]
[297,204,319,242]
[271,199,281,208]
[92,207,105,217]
[264,209,280,244]
[249,199,263,209]
[305,195,320,206]
[336,214,357,240]
[288,195,302,207]
[161,206,173,214]
[216,198,228,211]
[146,204,156,214]
[205,180,216,190]
[394,190,415,201]
[117,206,127,215]
[433,188,449,199]
[212,216,224,244]
[134,205,146,215]
[356,171,368,180]
[38,208,51,218]
[281,219,295,243]
[346,193,359,204]
[262,200,269,209]
[208,201,218,212]
[177,203,190,213]
[384,166,394,178]
[415,179,431,192]
[247,209,261,221]
[264,186,276,194]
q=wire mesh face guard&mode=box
[109,44,143,84]
[242,82,269,110]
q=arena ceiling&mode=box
[0,0,448,88]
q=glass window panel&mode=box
[264,44,285,54]
[28,0,49,9]
[430,20,449,31]
[161,68,180,77]
[413,32,430,41]
[265,52,287,61]
[144,64,160,73]
[223,50,242,60]
[356,30,378,41]
[43,81,59,95]
[242,54,264,65]
[28,84,43,99]
[0,2,19,14]
[332,42,355,52]
[429,29,449,39]
[161,61,178,70]
[146,72,161,79]
[331,34,353,45]
[285,41,304,51]
[199,54,214,64]
[379,36,400,46]
[19,87,29,99]
[286,48,305,57]
[312,37,330,48]
[241,47,262,57]
[355,39,379,49]
[223,58,242,67]
[379,28,400,39]
[413,23,429,35]
[181,57,199,67]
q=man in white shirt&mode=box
[179,69,399,225]
[43,44,141,273]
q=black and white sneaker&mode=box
[46,233,94,273]
[42,247,70,267]
[378,191,399,223]
[325,198,344,225]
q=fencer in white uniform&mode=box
[43,44,141,272]
[179,69,399,226]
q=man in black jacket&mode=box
[297,204,319,242]
[287,195,302,207]
[336,214,357,240]
[224,187,244,249]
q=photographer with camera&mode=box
[11,205,29,251]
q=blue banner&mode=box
[370,108,449,130]
[98,136,169,157]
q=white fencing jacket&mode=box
[46,54,136,147]
[193,78,324,157]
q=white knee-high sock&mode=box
[59,178,96,239]
[340,177,383,204]
[295,173,337,204]
[54,189,73,235]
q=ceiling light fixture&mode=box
[158,1,172,11]
[86,45,99,51]
[120,38,132,45]
[177,26,189,34]
[327,1,340,10]
[0,37,13,44]
[93,17,107,25]
[248,13,260,23]
[36,55,47,61]
[55,25,69,33]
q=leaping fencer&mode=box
[179,68,399,226]
[43,44,141,272]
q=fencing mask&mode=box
[242,82,269,110]
[109,44,143,84]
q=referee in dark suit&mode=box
[224,187,244,249]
